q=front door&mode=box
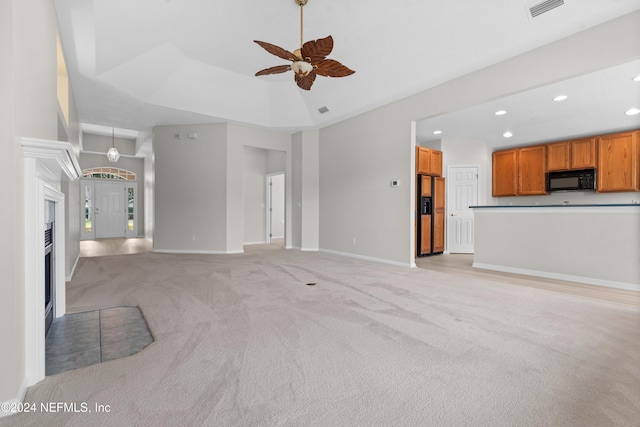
[95,182,126,238]
[447,166,478,253]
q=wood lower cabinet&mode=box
[597,131,640,192]
[492,149,518,197]
[433,177,445,253]
[416,175,445,256]
[518,145,547,195]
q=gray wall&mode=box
[244,146,268,244]
[319,11,640,266]
[153,123,228,252]
[153,123,294,253]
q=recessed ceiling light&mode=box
[633,75,640,82]
[625,108,640,116]
[495,110,507,116]
[553,95,568,102]
[503,131,513,138]
[433,130,442,135]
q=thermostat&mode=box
[390,180,400,187]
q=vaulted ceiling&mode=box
[54,0,640,148]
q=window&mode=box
[82,167,136,181]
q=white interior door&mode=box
[448,166,479,253]
[95,182,126,238]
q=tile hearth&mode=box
[45,306,153,376]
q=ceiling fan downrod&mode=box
[296,0,308,52]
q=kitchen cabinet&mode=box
[492,149,518,197]
[547,141,570,171]
[493,146,547,196]
[416,147,443,177]
[597,131,640,192]
[416,175,445,256]
[571,138,597,169]
[547,138,596,171]
[433,177,445,253]
[518,145,548,195]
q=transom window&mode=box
[82,167,136,181]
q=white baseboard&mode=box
[472,262,640,292]
[0,377,28,418]
[301,247,319,252]
[319,249,413,268]
[152,249,244,255]
[66,254,80,282]
[243,241,267,246]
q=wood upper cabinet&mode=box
[547,141,570,171]
[547,138,596,171]
[518,145,548,195]
[571,138,597,169]
[416,146,443,177]
[597,131,640,192]
[492,149,518,197]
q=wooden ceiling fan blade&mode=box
[301,35,333,63]
[254,40,297,62]
[314,59,355,77]
[296,72,316,90]
[255,64,291,76]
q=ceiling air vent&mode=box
[318,106,330,114]
[528,0,564,19]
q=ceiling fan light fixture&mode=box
[292,61,313,76]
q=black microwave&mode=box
[546,169,596,192]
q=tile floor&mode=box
[45,306,153,376]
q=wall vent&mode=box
[528,0,564,19]
[318,106,330,114]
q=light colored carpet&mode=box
[4,247,640,426]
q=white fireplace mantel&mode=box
[21,137,80,389]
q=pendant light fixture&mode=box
[107,127,120,163]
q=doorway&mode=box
[447,165,479,253]
[266,173,285,245]
[95,182,126,238]
[81,175,138,240]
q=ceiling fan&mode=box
[254,0,355,90]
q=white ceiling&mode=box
[53,0,640,149]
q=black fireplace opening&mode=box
[44,221,54,336]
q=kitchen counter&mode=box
[471,204,639,208]
[470,204,640,290]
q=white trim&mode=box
[66,254,80,282]
[0,377,29,418]
[301,247,319,252]
[22,137,81,180]
[244,241,267,246]
[320,249,413,268]
[472,262,640,292]
[152,249,245,255]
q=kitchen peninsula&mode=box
[470,204,640,291]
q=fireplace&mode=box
[44,206,54,336]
